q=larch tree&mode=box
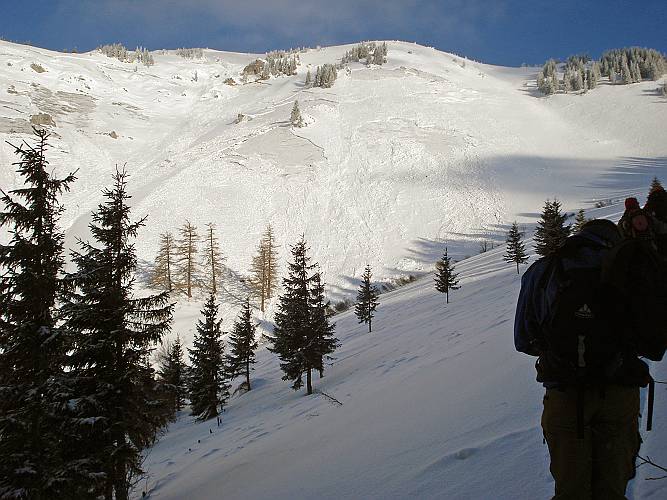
[0,128,78,498]
[201,222,225,295]
[434,247,460,304]
[188,294,229,421]
[176,220,199,298]
[650,176,663,193]
[226,297,258,390]
[62,168,173,500]
[250,225,279,312]
[354,265,380,332]
[534,199,570,257]
[152,231,175,292]
[503,222,529,274]
[268,236,338,395]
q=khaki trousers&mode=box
[541,385,640,500]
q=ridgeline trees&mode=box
[503,222,529,274]
[0,128,77,498]
[188,295,229,421]
[434,247,459,303]
[227,298,258,390]
[250,225,280,312]
[176,220,199,298]
[355,265,380,332]
[534,199,570,257]
[153,231,175,292]
[269,236,338,395]
[62,168,173,499]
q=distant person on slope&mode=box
[514,219,667,500]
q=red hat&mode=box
[625,197,640,211]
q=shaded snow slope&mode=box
[1,41,666,316]
[141,199,667,500]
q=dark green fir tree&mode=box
[503,222,529,274]
[434,247,460,303]
[269,236,338,395]
[61,168,173,500]
[226,297,258,391]
[188,294,229,421]
[534,199,570,257]
[354,265,380,332]
[157,335,188,416]
[0,128,78,498]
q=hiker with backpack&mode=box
[514,218,667,499]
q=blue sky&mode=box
[1,0,665,66]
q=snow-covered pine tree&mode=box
[157,335,188,416]
[434,247,460,304]
[62,168,173,500]
[309,272,338,379]
[290,100,304,127]
[152,231,175,292]
[176,220,199,298]
[305,69,312,86]
[534,199,570,257]
[201,222,225,295]
[573,208,587,233]
[373,46,384,65]
[354,265,380,332]
[226,297,258,390]
[503,222,529,274]
[188,294,229,420]
[269,236,337,395]
[0,128,78,498]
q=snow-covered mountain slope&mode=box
[2,40,667,499]
[1,40,666,315]
[142,199,667,500]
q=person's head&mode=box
[580,219,622,247]
[625,197,640,212]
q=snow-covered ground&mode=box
[1,40,666,499]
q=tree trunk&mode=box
[446,290,449,304]
[516,261,519,274]
[368,316,372,333]
[246,360,251,390]
[306,368,312,395]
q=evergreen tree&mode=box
[201,222,225,295]
[156,335,188,416]
[188,295,229,420]
[305,69,312,86]
[434,247,460,304]
[62,168,173,500]
[650,176,663,192]
[269,236,338,395]
[573,208,588,233]
[226,297,258,390]
[309,272,338,379]
[354,265,380,332]
[503,222,529,274]
[176,220,199,298]
[534,199,571,257]
[0,128,79,498]
[290,100,303,127]
[152,231,175,292]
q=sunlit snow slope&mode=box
[142,200,667,500]
[1,40,666,499]
[1,40,665,312]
